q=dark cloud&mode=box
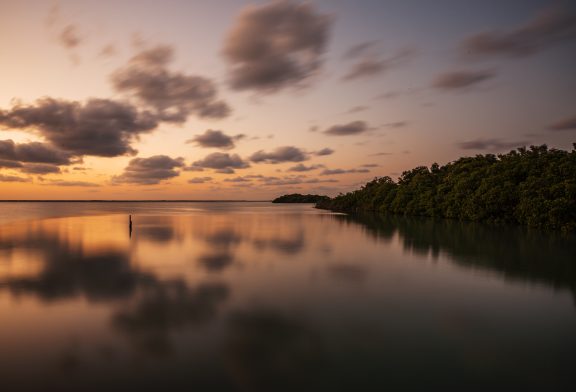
[287,163,323,172]
[323,121,369,136]
[256,175,337,186]
[21,163,61,174]
[216,168,235,174]
[432,70,495,90]
[460,9,576,59]
[0,140,75,165]
[188,177,213,184]
[111,45,231,123]
[59,24,82,49]
[191,152,250,173]
[370,152,393,156]
[304,178,338,184]
[250,146,309,163]
[548,115,576,131]
[361,163,379,168]
[343,49,415,81]
[457,138,529,150]
[0,98,158,157]
[0,159,22,168]
[314,147,334,156]
[187,129,244,149]
[223,0,332,93]
[46,180,100,187]
[320,168,370,176]
[113,155,184,185]
[224,176,252,183]
[0,174,30,182]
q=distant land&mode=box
[316,144,576,231]
[272,194,330,203]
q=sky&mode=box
[0,0,575,200]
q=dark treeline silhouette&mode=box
[272,194,330,203]
[317,144,576,230]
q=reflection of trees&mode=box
[336,213,576,298]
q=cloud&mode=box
[111,45,231,123]
[457,138,529,150]
[314,147,334,156]
[342,49,415,81]
[432,70,495,90]
[243,174,337,186]
[186,129,244,149]
[223,176,252,183]
[343,41,378,59]
[320,168,370,175]
[460,9,576,59]
[548,115,576,131]
[188,177,213,184]
[361,164,379,168]
[287,163,323,172]
[223,0,332,93]
[383,121,407,128]
[323,121,369,136]
[21,163,61,174]
[250,146,309,163]
[0,98,158,157]
[0,159,22,168]
[113,155,184,185]
[99,44,117,58]
[46,180,100,187]
[0,140,75,165]
[0,174,31,182]
[59,24,82,49]
[191,152,250,173]
[346,106,369,114]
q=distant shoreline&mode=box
[0,200,272,203]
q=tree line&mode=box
[316,144,576,231]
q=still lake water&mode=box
[0,202,574,391]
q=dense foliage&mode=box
[272,194,330,203]
[316,144,576,231]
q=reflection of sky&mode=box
[0,0,575,199]
[0,204,575,389]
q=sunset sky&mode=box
[0,0,575,200]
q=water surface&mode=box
[0,202,574,391]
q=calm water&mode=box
[0,202,574,391]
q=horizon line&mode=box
[0,199,275,203]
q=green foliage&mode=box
[316,144,576,231]
[272,193,330,203]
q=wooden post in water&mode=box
[129,214,133,238]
